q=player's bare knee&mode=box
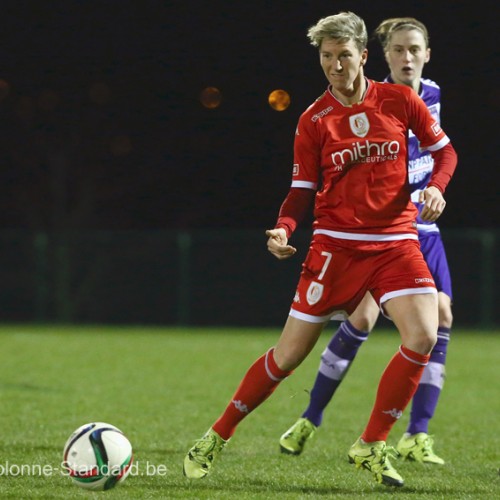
[273,346,303,371]
[403,329,437,354]
[417,330,437,353]
[423,333,437,353]
[438,304,453,328]
[349,314,376,332]
[437,292,453,328]
[349,294,379,331]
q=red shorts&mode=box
[290,235,436,323]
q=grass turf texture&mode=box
[0,324,498,499]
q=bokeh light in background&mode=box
[268,89,290,111]
[200,87,222,109]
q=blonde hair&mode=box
[307,11,368,52]
[374,17,430,51]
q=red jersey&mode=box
[291,79,451,241]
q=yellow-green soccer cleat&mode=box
[396,432,445,465]
[348,438,404,487]
[279,417,317,455]
[183,428,228,479]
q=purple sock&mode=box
[407,328,450,434]
[302,320,368,427]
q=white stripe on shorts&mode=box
[380,287,437,304]
[380,287,437,321]
[288,308,347,323]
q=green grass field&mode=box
[0,324,498,499]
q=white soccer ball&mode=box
[62,422,133,491]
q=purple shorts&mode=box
[419,231,453,299]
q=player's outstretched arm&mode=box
[265,228,297,260]
[419,186,446,222]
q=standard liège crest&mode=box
[349,112,370,138]
[306,282,324,305]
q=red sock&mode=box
[361,346,430,443]
[213,348,292,440]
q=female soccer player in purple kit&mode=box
[279,17,453,465]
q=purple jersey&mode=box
[385,76,441,235]
[385,76,452,298]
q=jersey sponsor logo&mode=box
[348,112,370,138]
[382,408,403,419]
[311,106,333,122]
[331,140,400,167]
[293,164,299,176]
[306,282,323,305]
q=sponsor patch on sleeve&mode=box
[431,122,442,136]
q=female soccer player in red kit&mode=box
[183,11,457,487]
[279,17,453,466]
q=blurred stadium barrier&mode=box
[0,229,498,328]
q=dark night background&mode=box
[0,0,498,232]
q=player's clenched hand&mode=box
[265,228,297,260]
[419,186,446,222]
